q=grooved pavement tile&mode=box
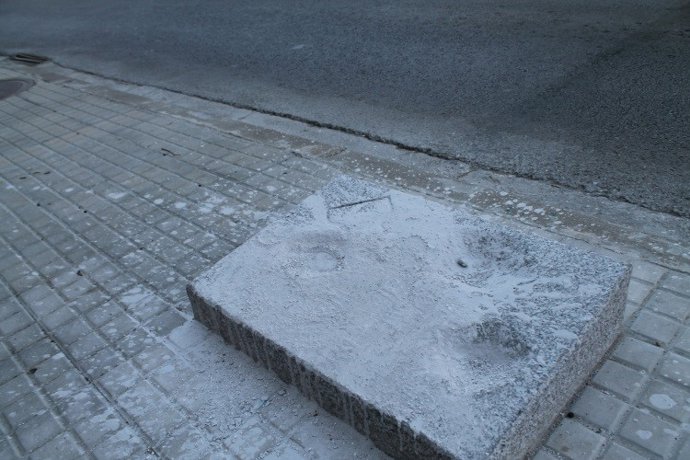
[1,60,689,459]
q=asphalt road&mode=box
[1,0,688,216]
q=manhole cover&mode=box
[0,79,34,101]
[9,53,49,65]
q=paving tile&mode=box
[0,311,33,336]
[0,374,33,408]
[28,431,85,459]
[592,360,647,401]
[32,353,73,385]
[59,388,107,425]
[674,327,690,357]
[144,309,186,338]
[627,304,643,330]
[601,442,648,460]
[259,387,312,435]
[659,352,690,389]
[18,285,53,306]
[612,336,664,372]
[85,299,122,327]
[545,418,605,459]
[90,426,148,460]
[136,403,184,446]
[640,379,690,422]
[149,359,196,394]
[116,379,166,419]
[99,273,137,295]
[99,313,138,343]
[53,318,91,346]
[51,271,81,290]
[0,358,21,385]
[43,370,91,414]
[117,327,155,358]
[88,263,121,287]
[6,324,44,352]
[2,391,48,430]
[67,332,107,361]
[81,346,125,380]
[661,272,690,297]
[262,439,307,460]
[158,423,215,459]
[0,299,21,322]
[97,361,141,398]
[677,437,690,460]
[61,278,96,301]
[132,342,174,371]
[15,411,62,454]
[8,274,42,296]
[288,409,388,460]
[0,437,19,459]
[42,306,77,330]
[18,338,60,369]
[626,279,654,305]
[68,290,109,314]
[645,289,690,322]
[224,415,282,460]
[630,310,680,346]
[72,407,124,447]
[619,408,680,457]
[571,386,628,430]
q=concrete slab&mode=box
[188,176,630,459]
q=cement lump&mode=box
[188,176,630,459]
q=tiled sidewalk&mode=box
[0,65,382,459]
[1,59,689,459]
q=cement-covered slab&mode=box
[188,177,629,459]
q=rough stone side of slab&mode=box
[187,283,455,459]
[189,267,629,459]
[495,268,630,458]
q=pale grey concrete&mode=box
[189,176,630,459]
[0,1,689,216]
[2,60,690,460]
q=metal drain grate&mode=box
[9,53,49,65]
[0,79,35,100]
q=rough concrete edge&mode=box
[509,266,631,460]
[186,282,456,460]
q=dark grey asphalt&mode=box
[1,0,688,216]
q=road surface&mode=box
[1,0,688,215]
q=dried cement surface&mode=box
[190,176,630,459]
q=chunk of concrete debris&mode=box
[188,176,629,459]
